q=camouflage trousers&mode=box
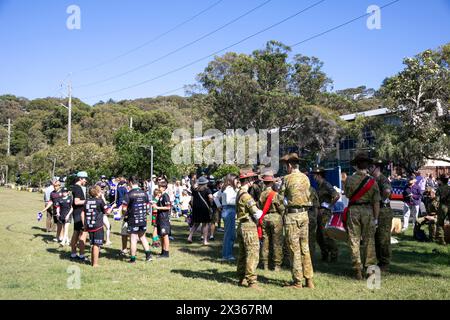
[435,206,449,244]
[237,220,260,284]
[416,216,437,241]
[347,206,377,270]
[317,208,338,260]
[308,208,317,260]
[375,207,393,266]
[285,211,313,283]
[261,213,283,268]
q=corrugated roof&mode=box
[340,107,391,121]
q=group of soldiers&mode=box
[235,151,450,288]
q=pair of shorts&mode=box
[74,221,84,232]
[58,215,72,224]
[127,225,147,234]
[88,229,104,246]
[211,209,221,224]
[157,211,171,237]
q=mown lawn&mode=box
[0,188,449,300]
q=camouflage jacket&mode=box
[436,184,450,210]
[279,169,311,208]
[344,170,380,204]
[376,174,392,202]
[259,186,285,215]
[237,185,261,221]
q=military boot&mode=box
[248,283,261,290]
[284,281,302,289]
[305,278,315,289]
[238,279,248,287]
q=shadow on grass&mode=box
[171,268,287,286]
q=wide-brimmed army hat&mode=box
[239,169,257,180]
[372,159,385,167]
[280,153,301,164]
[350,152,373,165]
[311,167,326,175]
[259,169,275,182]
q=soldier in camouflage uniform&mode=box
[312,167,340,263]
[415,187,438,241]
[308,186,319,262]
[236,169,263,288]
[345,153,380,280]
[279,153,314,289]
[369,159,393,272]
[435,175,450,245]
[258,170,285,271]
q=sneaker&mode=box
[217,228,225,232]
[69,255,78,261]
[209,236,215,241]
[169,236,174,241]
[129,259,136,264]
[118,250,128,257]
[77,256,87,263]
[145,254,153,262]
[53,238,59,242]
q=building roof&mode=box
[340,107,391,121]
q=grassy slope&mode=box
[0,188,449,300]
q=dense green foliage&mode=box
[0,41,448,185]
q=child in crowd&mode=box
[83,185,111,267]
[155,181,171,258]
[55,187,73,246]
[151,189,161,249]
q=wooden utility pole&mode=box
[7,118,11,156]
[68,81,72,146]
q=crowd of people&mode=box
[38,152,449,288]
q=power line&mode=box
[72,0,224,75]
[75,0,273,88]
[291,0,400,48]
[154,0,401,98]
[82,0,326,100]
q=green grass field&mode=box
[0,187,449,300]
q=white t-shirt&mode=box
[221,186,237,206]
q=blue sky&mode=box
[0,0,449,105]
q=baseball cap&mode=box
[77,171,88,178]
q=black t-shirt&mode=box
[157,193,171,213]
[49,191,63,215]
[123,188,150,227]
[84,198,107,232]
[55,196,72,218]
[72,184,86,223]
